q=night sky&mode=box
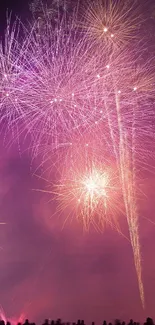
[1,0,155,324]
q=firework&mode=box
[23,12,154,307]
[0,305,25,325]
[0,14,109,154]
[37,136,124,234]
[0,7,154,162]
[53,163,123,232]
[0,17,24,123]
[79,0,142,50]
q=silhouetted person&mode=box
[0,321,5,325]
[103,321,107,325]
[6,322,11,325]
[51,321,55,325]
[91,322,95,325]
[115,320,121,325]
[128,320,133,325]
[43,320,49,325]
[56,319,61,325]
[146,318,154,325]
[23,319,30,325]
[122,322,125,325]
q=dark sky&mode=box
[1,0,155,324]
[0,0,31,33]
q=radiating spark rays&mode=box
[35,137,125,233]
[0,305,25,325]
[1,20,155,165]
[79,0,141,49]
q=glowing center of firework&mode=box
[83,171,108,198]
[85,178,98,191]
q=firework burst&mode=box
[36,136,124,234]
[0,305,26,325]
[79,0,142,50]
[53,162,123,232]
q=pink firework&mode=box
[0,305,26,325]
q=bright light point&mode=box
[15,98,17,102]
[70,142,72,146]
[54,98,57,102]
[54,164,120,233]
[133,87,137,91]
[95,121,98,124]
[6,93,9,97]
[97,74,100,78]
[85,178,97,192]
[59,98,62,102]
[111,34,114,38]
[83,170,108,199]
[74,104,77,107]
[104,27,108,33]
[85,143,89,147]
[72,93,74,97]
[106,65,110,69]
[100,110,103,113]
[4,74,7,78]
[118,90,121,94]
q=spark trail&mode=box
[114,88,144,307]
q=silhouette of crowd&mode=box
[0,317,154,325]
